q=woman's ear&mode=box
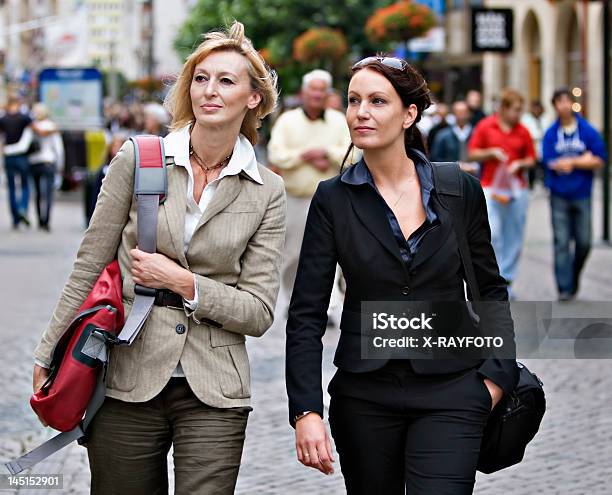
[247,91,262,110]
[402,103,418,129]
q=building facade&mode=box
[481,0,609,131]
[0,0,191,100]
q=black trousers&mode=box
[328,360,492,495]
[30,162,56,227]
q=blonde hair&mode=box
[32,103,50,120]
[164,21,278,145]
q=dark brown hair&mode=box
[499,88,524,109]
[551,87,573,106]
[341,55,432,170]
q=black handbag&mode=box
[432,162,547,473]
[477,361,546,473]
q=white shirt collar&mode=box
[163,123,263,184]
[452,124,472,142]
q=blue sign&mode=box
[414,0,445,17]
[38,67,104,129]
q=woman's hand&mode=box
[32,365,50,426]
[483,378,504,410]
[130,248,194,299]
[295,413,335,475]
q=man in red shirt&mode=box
[468,88,536,296]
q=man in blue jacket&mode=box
[542,88,607,300]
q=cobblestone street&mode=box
[1,182,611,494]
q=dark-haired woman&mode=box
[285,56,519,494]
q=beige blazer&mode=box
[34,139,286,408]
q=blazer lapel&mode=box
[410,198,453,270]
[189,174,241,241]
[344,185,404,264]
[162,163,189,267]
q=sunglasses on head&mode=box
[352,56,408,71]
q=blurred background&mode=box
[0,0,609,232]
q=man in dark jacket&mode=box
[467,90,486,126]
[430,101,479,175]
[0,96,34,228]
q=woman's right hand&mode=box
[32,365,50,426]
[295,412,335,475]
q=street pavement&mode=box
[0,180,611,494]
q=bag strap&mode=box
[431,161,481,301]
[115,136,167,346]
[5,357,108,475]
[4,137,168,474]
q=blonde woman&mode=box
[32,21,285,495]
[28,103,64,231]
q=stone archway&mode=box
[554,3,582,91]
[522,9,542,103]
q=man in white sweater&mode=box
[268,70,351,312]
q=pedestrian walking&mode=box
[467,88,536,295]
[467,89,486,127]
[267,69,351,319]
[425,102,450,152]
[32,21,285,495]
[85,132,126,225]
[326,88,345,112]
[286,55,518,494]
[28,103,64,231]
[521,100,547,188]
[542,88,606,300]
[143,102,170,137]
[429,100,478,174]
[1,96,37,228]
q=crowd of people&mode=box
[418,87,604,300]
[1,63,606,302]
[265,77,606,303]
[0,98,171,230]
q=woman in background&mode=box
[28,103,64,231]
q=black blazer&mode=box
[285,156,519,425]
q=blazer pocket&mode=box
[210,327,246,347]
[217,344,251,399]
[106,328,146,393]
[209,327,250,398]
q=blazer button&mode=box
[175,324,186,335]
[402,286,411,295]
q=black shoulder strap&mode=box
[431,161,481,301]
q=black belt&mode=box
[153,289,184,310]
[152,289,223,328]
